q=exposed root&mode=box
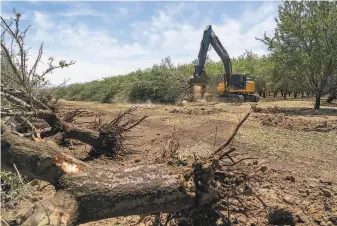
[89,107,147,157]
[63,109,87,123]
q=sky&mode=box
[1,1,280,86]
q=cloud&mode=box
[21,2,279,85]
[118,7,128,16]
[59,3,108,20]
[34,11,55,29]
[131,1,278,59]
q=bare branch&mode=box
[214,111,251,156]
[28,42,43,81]
[0,91,32,109]
[48,78,70,95]
[0,43,22,83]
[41,60,76,77]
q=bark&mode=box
[283,92,287,99]
[294,92,298,99]
[60,164,197,223]
[45,123,115,150]
[2,110,105,148]
[273,92,277,97]
[301,92,304,98]
[62,123,100,147]
[314,90,322,109]
[1,125,65,184]
[268,92,271,96]
[263,92,266,98]
[1,125,214,225]
[0,91,32,109]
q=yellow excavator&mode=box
[189,25,260,102]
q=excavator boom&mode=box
[190,25,232,88]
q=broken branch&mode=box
[214,111,251,156]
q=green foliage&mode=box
[259,1,337,108]
[1,170,26,209]
[55,53,278,103]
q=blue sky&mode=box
[1,1,280,85]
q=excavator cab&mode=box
[228,74,247,90]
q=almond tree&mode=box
[258,1,337,109]
[1,11,75,108]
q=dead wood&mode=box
[1,124,219,225]
[1,123,65,184]
[214,111,251,156]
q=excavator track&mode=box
[205,93,260,103]
[216,94,244,103]
[243,93,261,102]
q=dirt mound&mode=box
[253,105,337,117]
[168,107,226,115]
[257,115,337,132]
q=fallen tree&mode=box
[2,125,201,224]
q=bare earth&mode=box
[4,98,337,225]
[57,98,336,226]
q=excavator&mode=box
[189,25,260,102]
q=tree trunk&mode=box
[283,92,287,99]
[314,91,322,109]
[274,92,277,97]
[294,92,297,99]
[288,92,291,97]
[281,92,284,96]
[268,92,271,96]
[301,92,304,98]
[1,126,216,225]
[263,92,266,98]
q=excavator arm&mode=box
[190,25,232,88]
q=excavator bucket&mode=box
[188,73,209,87]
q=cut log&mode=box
[60,164,196,223]
[62,123,101,147]
[1,124,217,225]
[1,124,65,184]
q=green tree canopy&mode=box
[259,1,337,108]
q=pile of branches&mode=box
[1,12,147,158]
[1,93,147,158]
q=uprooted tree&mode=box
[1,11,270,226]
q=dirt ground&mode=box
[3,97,337,225]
